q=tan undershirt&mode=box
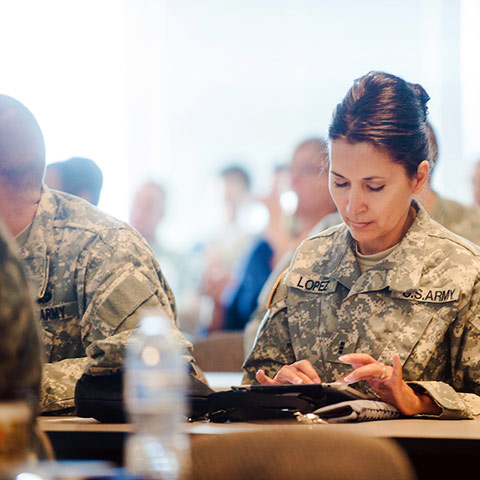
[355,243,399,274]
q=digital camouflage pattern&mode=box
[244,211,343,355]
[245,196,480,354]
[16,187,203,413]
[243,201,480,419]
[430,194,480,245]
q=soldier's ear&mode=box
[412,160,429,194]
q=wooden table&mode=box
[40,416,480,479]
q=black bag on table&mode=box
[198,384,370,423]
[75,369,215,423]
[75,373,368,424]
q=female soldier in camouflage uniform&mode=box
[243,71,480,419]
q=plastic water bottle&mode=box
[124,314,189,479]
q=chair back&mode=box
[193,331,245,372]
[190,426,416,480]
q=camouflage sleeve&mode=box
[243,253,293,356]
[407,276,480,419]
[84,304,206,384]
[242,278,295,384]
[41,229,206,413]
[41,357,90,412]
[80,230,177,340]
[77,228,195,369]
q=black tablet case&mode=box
[203,384,370,423]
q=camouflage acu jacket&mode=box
[16,187,200,413]
[243,202,480,419]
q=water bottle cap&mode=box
[140,315,170,336]
[141,345,161,367]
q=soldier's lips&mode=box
[348,219,372,229]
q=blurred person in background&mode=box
[259,163,291,264]
[199,164,255,334]
[287,138,339,244]
[418,121,480,244]
[222,137,338,333]
[219,165,253,228]
[129,181,196,334]
[130,181,166,253]
[44,156,103,206]
[129,181,181,290]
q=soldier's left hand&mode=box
[338,353,441,416]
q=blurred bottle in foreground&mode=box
[124,314,189,479]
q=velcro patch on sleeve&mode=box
[266,269,288,309]
[92,271,157,333]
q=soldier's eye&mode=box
[367,185,385,192]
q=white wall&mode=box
[461,0,480,191]
[0,0,476,252]
[0,0,130,218]
[158,0,466,249]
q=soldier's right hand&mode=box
[256,360,322,385]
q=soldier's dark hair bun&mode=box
[408,82,430,121]
[328,71,429,177]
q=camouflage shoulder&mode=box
[292,223,349,265]
[307,221,347,242]
[48,188,146,243]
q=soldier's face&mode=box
[329,140,427,255]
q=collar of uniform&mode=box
[385,199,427,293]
[18,185,55,299]
[311,225,361,290]
[311,200,427,294]
[352,200,427,295]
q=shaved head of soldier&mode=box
[0,94,45,192]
